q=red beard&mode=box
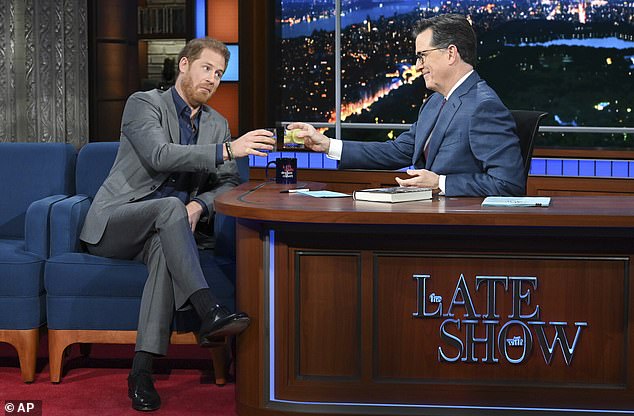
[181,73,214,106]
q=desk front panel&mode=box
[266,225,633,414]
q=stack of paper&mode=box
[481,197,551,207]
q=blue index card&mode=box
[296,190,351,198]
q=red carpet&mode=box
[0,334,238,415]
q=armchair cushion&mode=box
[49,195,91,256]
[0,240,43,294]
[25,195,70,257]
[75,142,118,198]
[0,143,75,238]
[45,250,235,331]
[0,239,46,329]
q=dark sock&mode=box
[189,288,219,319]
[131,351,155,374]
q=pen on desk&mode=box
[280,188,309,193]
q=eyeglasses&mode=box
[414,47,446,63]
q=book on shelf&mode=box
[353,186,433,203]
[137,5,186,35]
[481,196,551,207]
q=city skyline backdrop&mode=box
[274,0,633,147]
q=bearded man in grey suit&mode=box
[290,14,525,196]
[80,38,275,412]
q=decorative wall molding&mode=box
[0,1,17,141]
[0,0,88,146]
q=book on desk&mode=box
[353,186,432,203]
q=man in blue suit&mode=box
[290,14,525,196]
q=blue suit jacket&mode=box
[340,72,525,196]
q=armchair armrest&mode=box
[24,194,69,257]
[49,195,92,257]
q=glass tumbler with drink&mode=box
[262,128,278,153]
[282,127,305,150]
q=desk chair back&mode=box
[511,110,548,181]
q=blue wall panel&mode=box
[323,157,338,170]
[309,152,324,169]
[546,159,563,176]
[612,161,628,178]
[248,154,634,179]
[530,159,546,175]
[595,160,612,177]
[562,160,579,176]
[579,160,595,177]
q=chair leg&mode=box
[47,329,229,385]
[210,344,227,386]
[0,329,39,383]
[16,330,39,383]
[48,330,73,383]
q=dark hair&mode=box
[176,37,230,77]
[413,14,477,67]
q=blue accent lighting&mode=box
[323,157,338,169]
[296,152,309,168]
[562,160,579,176]
[579,160,595,177]
[248,154,633,179]
[195,0,205,38]
[530,159,546,175]
[612,161,628,178]
[596,160,612,177]
[309,153,324,169]
[223,45,239,81]
[546,159,563,176]
[252,153,268,168]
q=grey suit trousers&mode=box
[86,197,208,355]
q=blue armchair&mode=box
[44,142,247,384]
[0,143,76,382]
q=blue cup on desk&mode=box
[265,157,297,184]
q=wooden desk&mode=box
[216,182,634,416]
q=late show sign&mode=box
[412,274,588,365]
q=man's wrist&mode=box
[224,141,234,161]
[191,198,209,217]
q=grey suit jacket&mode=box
[340,72,525,196]
[80,87,240,245]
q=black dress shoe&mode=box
[198,304,251,347]
[128,370,161,412]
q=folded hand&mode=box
[395,169,440,190]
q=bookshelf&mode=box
[137,1,187,37]
[137,0,193,91]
